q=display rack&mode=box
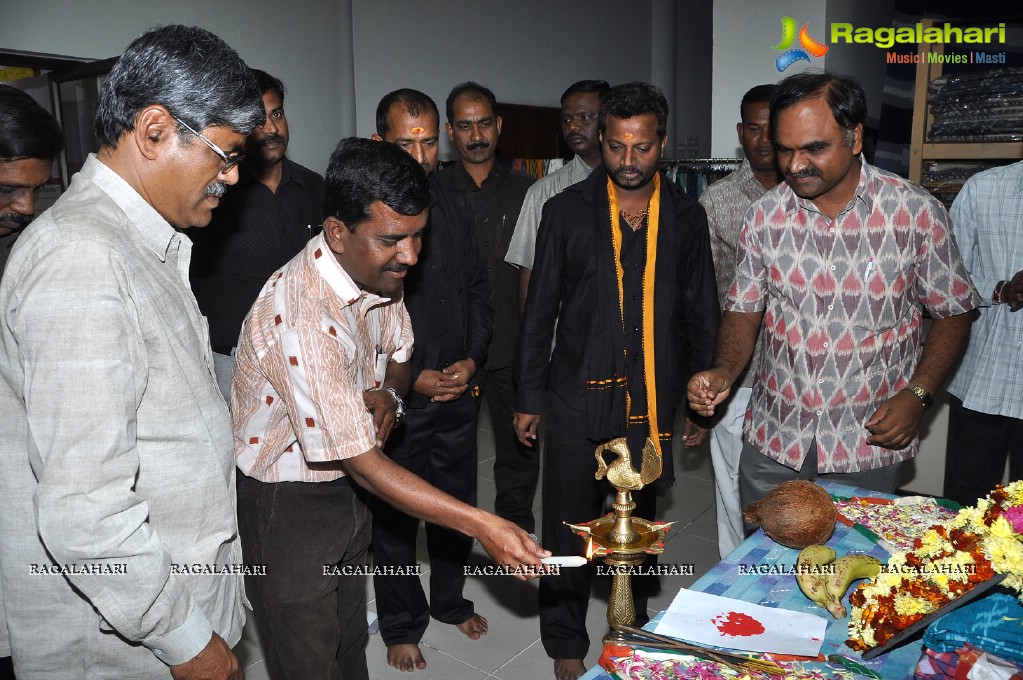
[908,18,1023,184]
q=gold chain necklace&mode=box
[619,202,650,229]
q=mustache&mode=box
[613,165,642,177]
[0,212,32,226]
[259,134,285,147]
[787,167,820,179]
[382,263,410,273]
[204,182,228,198]
[466,140,490,151]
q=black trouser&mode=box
[539,394,659,661]
[238,475,371,680]
[371,394,479,646]
[945,394,1023,506]
[484,365,540,533]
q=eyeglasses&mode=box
[172,116,245,174]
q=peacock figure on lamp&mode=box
[566,436,672,644]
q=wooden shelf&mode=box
[908,18,1019,186]
[913,141,1023,161]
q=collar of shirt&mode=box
[1010,161,1023,196]
[448,160,504,192]
[781,154,871,219]
[308,232,392,311]
[84,154,182,263]
[568,154,595,183]
[238,156,306,192]
[735,158,770,196]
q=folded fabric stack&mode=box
[923,591,1023,663]
[921,161,1007,210]
[913,591,1023,679]
[927,67,1023,142]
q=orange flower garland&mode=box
[847,481,1023,652]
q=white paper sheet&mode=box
[653,588,827,657]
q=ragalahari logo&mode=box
[772,17,828,72]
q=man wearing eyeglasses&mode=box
[190,69,325,401]
[0,25,263,679]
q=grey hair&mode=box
[95,25,264,148]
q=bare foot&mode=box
[554,658,585,680]
[386,643,426,672]
[455,613,488,640]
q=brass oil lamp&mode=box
[566,437,672,645]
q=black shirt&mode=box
[619,216,648,415]
[401,175,492,409]
[515,167,719,417]
[434,162,534,370]
[190,157,324,350]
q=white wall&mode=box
[1,0,347,176]
[711,0,826,157]
[349,0,654,161]
[4,0,675,169]
[674,0,713,159]
[825,0,895,126]
[710,0,896,156]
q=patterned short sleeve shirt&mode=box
[233,233,413,483]
[726,161,980,473]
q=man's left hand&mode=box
[1007,269,1023,311]
[437,358,477,390]
[864,390,926,449]
[680,417,709,448]
[363,388,399,447]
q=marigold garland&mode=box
[847,480,1023,652]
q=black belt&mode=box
[212,345,235,356]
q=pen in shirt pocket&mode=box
[374,344,387,388]
[863,258,874,281]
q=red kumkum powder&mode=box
[711,611,765,637]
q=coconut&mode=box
[742,480,837,548]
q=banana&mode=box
[794,544,836,611]
[823,554,883,618]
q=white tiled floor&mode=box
[238,406,723,680]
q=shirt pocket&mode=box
[852,254,915,333]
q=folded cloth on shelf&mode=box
[923,591,1023,664]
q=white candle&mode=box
[541,556,589,567]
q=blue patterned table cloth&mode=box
[580,482,923,679]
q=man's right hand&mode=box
[513,412,540,446]
[475,516,550,581]
[412,368,468,402]
[169,633,243,680]
[687,369,733,418]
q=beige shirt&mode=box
[505,154,594,270]
[233,233,413,483]
[699,159,773,390]
[0,155,244,674]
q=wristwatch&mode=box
[903,382,933,409]
[379,386,406,426]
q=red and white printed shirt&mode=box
[726,161,980,473]
[232,234,413,482]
